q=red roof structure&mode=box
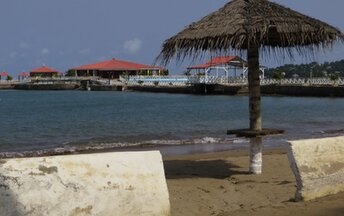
[187,56,245,69]
[0,72,9,76]
[73,58,164,71]
[19,72,30,77]
[30,66,60,74]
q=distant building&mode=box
[18,72,30,80]
[30,66,62,78]
[187,56,265,79]
[69,58,167,79]
[0,72,9,81]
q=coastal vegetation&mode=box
[6,75,13,81]
[265,60,344,78]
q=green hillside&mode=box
[265,60,344,79]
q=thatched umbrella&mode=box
[157,0,344,174]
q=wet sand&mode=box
[164,149,344,216]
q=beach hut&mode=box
[30,66,62,78]
[0,72,9,81]
[70,58,167,79]
[18,72,30,81]
[157,0,344,174]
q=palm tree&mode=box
[157,0,343,174]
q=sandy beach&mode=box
[164,149,344,216]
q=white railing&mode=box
[122,75,344,86]
[19,76,115,85]
[122,76,190,87]
[0,80,21,84]
[13,75,344,87]
[261,78,344,86]
[29,76,102,81]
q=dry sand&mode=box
[164,149,344,216]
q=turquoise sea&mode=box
[0,90,344,156]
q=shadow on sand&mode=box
[0,172,22,216]
[164,159,249,179]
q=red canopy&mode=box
[19,72,30,77]
[30,66,60,73]
[187,56,241,69]
[0,72,9,76]
[73,58,165,71]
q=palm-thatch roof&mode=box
[157,0,344,64]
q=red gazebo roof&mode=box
[19,72,30,77]
[187,56,243,69]
[0,72,9,76]
[30,66,60,73]
[73,58,165,71]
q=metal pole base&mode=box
[249,137,263,174]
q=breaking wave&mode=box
[0,136,248,159]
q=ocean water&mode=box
[0,90,344,156]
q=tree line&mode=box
[265,60,344,79]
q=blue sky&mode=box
[0,0,343,76]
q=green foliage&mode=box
[272,71,284,80]
[265,60,344,78]
[160,70,169,76]
[197,72,205,77]
[184,71,191,76]
[66,70,76,77]
[6,75,13,81]
[329,73,340,81]
[123,71,129,78]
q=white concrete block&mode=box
[0,151,170,216]
[287,136,344,201]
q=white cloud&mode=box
[41,48,49,55]
[19,42,31,49]
[123,38,142,54]
[79,48,91,55]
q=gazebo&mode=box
[30,66,62,78]
[70,58,167,79]
[187,56,266,81]
[0,72,9,81]
[18,72,30,81]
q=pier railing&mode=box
[17,77,112,85]
[121,76,190,86]
[260,78,344,86]
[122,75,344,87]
[11,76,344,87]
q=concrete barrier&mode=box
[287,136,344,201]
[0,151,170,216]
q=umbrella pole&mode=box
[248,44,263,174]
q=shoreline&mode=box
[0,135,291,159]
